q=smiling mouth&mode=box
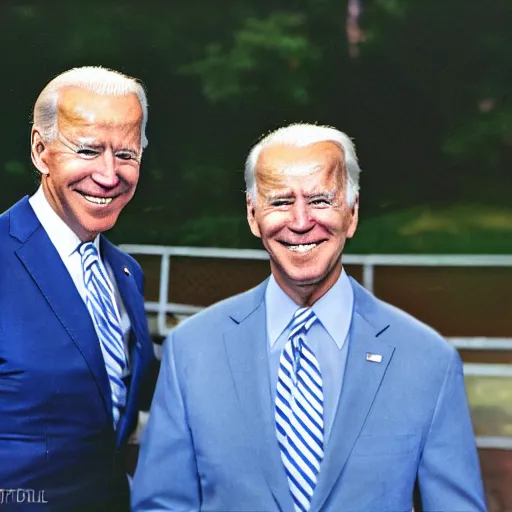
[281,241,322,254]
[78,192,115,206]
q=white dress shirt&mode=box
[29,187,132,368]
[266,268,354,445]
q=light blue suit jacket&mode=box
[132,277,486,511]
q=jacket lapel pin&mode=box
[366,352,383,363]
[123,266,131,276]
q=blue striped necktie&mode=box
[275,307,324,512]
[79,242,127,427]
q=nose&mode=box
[91,151,120,188]
[289,200,314,232]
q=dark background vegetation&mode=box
[1,1,511,252]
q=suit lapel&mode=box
[101,237,146,354]
[13,202,111,418]
[223,284,294,512]
[310,279,395,512]
[102,238,152,446]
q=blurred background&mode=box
[2,1,511,509]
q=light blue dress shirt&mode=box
[265,268,354,445]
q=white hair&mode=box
[245,123,361,206]
[33,66,148,149]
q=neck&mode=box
[274,266,342,307]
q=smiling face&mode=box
[247,141,359,305]
[31,87,143,241]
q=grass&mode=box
[465,376,512,437]
[347,203,512,254]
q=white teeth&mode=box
[83,195,113,205]
[287,243,317,253]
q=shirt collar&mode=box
[29,186,101,258]
[265,268,354,350]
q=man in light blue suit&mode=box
[0,67,154,511]
[132,123,486,511]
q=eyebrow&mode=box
[76,142,103,150]
[308,190,337,201]
[266,192,295,202]
[76,140,139,154]
[116,148,139,155]
[265,189,337,202]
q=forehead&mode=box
[57,87,143,134]
[255,141,344,190]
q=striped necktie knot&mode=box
[289,307,317,338]
[78,241,98,259]
[289,308,318,380]
[79,242,101,282]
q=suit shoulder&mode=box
[0,202,13,234]
[383,299,455,359]
[169,284,264,345]
[354,280,455,359]
[0,202,22,259]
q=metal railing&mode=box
[120,244,512,450]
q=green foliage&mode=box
[348,204,512,254]
[109,203,512,254]
[1,0,510,253]
[444,108,512,157]
[374,0,407,18]
[175,216,252,247]
[179,12,320,104]
[4,160,28,177]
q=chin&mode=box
[80,219,117,239]
[295,275,328,287]
[281,268,325,286]
[287,261,342,287]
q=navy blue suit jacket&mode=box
[0,196,154,511]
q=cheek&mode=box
[311,210,345,230]
[257,212,288,238]
[120,165,140,188]
[50,159,95,185]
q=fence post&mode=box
[157,252,170,337]
[362,262,374,294]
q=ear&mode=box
[31,128,50,175]
[246,194,261,238]
[346,195,359,239]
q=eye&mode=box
[271,200,293,207]
[116,152,136,161]
[311,198,331,206]
[77,148,98,157]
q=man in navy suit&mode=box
[0,66,154,511]
[133,123,486,511]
